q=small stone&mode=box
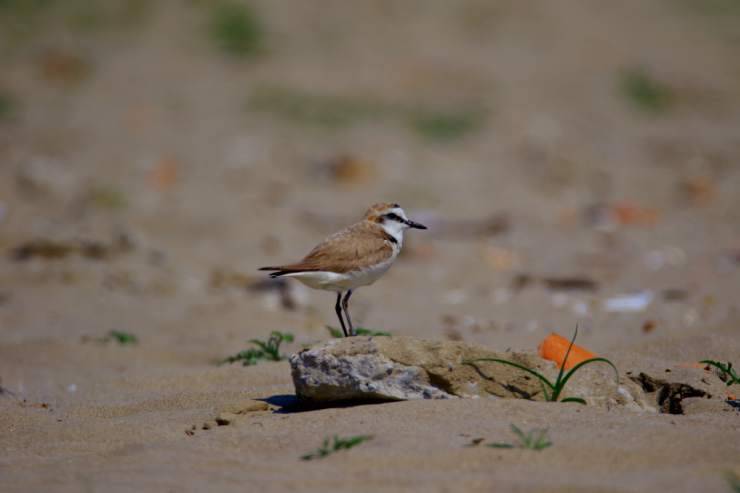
[551,293,568,308]
[443,290,467,305]
[493,288,510,305]
[571,300,590,317]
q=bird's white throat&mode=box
[380,219,406,248]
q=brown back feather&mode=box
[273,222,395,273]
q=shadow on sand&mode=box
[259,394,395,414]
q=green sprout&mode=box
[488,424,552,451]
[221,331,293,366]
[301,435,373,461]
[620,67,673,114]
[0,0,53,18]
[409,108,484,142]
[464,326,619,404]
[326,326,391,338]
[700,360,740,386]
[209,1,263,58]
[727,472,740,493]
[105,330,138,345]
[0,90,17,120]
[87,184,127,210]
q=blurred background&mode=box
[1,0,739,373]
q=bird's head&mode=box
[364,202,427,237]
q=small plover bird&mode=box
[259,203,427,336]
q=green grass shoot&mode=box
[222,331,293,366]
[700,360,740,386]
[326,326,391,338]
[620,67,673,113]
[0,0,53,19]
[409,108,484,142]
[0,91,16,119]
[88,185,127,210]
[301,435,373,461]
[106,330,138,345]
[488,424,552,451]
[727,472,740,493]
[678,0,740,16]
[464,325,619,404]
[208,1,263,58]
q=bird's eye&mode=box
[385,213,400,221]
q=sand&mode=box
[1,1,740,491]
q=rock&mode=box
[290,336,652,410]
[628,371,729,415]
[291,336,551,402]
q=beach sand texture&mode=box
[1,1,740,491]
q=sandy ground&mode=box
[1,1,740,491]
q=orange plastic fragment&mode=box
[148,157,178,191]
[612,202,659,227]
[538,332,597,370]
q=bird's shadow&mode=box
[258,394,394,414]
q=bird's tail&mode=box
[258,266,316,279]
[258,266,289,278]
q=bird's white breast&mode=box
[283,241,399,292]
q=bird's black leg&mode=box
[335,292,349,337]
[342,290,354,336]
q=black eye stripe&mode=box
[385,213,401,221]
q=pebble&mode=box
[493,288,510,305]
[572,300,590,317]
[443,290,467,305]
[644,247,686,271]
[603,291,654,313]
[683,308,698,327]
[551,293,568,308]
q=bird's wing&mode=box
[278,223,395,273]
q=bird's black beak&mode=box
[405,219,427,230]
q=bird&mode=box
[259,202,427,337]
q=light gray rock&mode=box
[290,339,451,401]
[290,336,654,411]
[290,336,550,402]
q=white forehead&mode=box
[390,206,407,219]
